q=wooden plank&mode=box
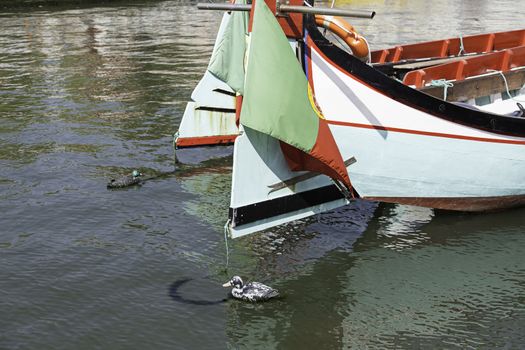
[371,29,525,63]
[420,68,525,101]
[392,53,483,70]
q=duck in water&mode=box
[222,276,279,302]
[107,170,143,189]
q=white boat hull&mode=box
[308,36,525,206]
[227,22,525,236]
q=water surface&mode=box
[1,0,524,349]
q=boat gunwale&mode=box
[304,14,525,138]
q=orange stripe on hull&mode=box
[326,120,525,145]
[175,135,238,148]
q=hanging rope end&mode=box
[223,219,232,271]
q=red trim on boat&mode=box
[249,0,303,38]
[235,95,243,127]
[326,119,525,145]
[404,45,525,87]
[365,194,525,212]
[370,29,525,64]
[176,135,237,148]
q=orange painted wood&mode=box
[510,46,525,69]
[494,29,525,50]
[371,49,389,63]
[385,40,450,62]
[403,60,466,87]
[235,95,242,127]
[403,45,525,88]
[176,135,238,148]
[315,16,369,59]
[371,29,525,63]
[249,0,303,38]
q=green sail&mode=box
[240,0,318,151]
[240,0,352,189]
[207,0,248,94]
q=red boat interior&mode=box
[366,29,525,103]
[370,29,525,63]
[403,45,525,88]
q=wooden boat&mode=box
[177,0,525,237]
[176,8,525,148]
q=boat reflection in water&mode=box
[224,204,525,349]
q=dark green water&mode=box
[1,1,524,349]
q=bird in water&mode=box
[107,170,143,189]
[222,276,279,302]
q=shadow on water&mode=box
[224,202,525,349]
[168,278,228,306]
[104,155,232,189]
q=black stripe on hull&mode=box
[229,184,345,227]
[305,16,525,137]
[195,106,236,113]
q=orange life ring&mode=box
[315,15,369,61]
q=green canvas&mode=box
[207,0,248,94]
[240,0,318,152]
[239,0,352,189]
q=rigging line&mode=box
[487,69,525,102]
[172,131,180,164]
[429,79,454,101]
[332,179,353,202]
[362,36,371,64]
[223,219,231,271]
[458,34,465,56]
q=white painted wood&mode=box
[177,12,238,143]
[229,126,351,237]
[310,48,525,142]
[178,101,238,139]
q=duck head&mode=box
[222,276,243,289]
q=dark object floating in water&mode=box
[223,276,279,302]
[107,170,143,189]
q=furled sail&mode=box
[175,0,248,148]
[207,0,248,94]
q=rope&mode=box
[362,36,371,64]
[458,34,465,55]
[332,179,353,202]
[172,131,180,164]
[429,79,454,101]
[487,69,525,102]
[223,219,231,271]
